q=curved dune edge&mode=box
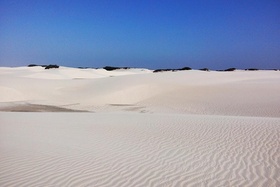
[0,103,89,112]
[0,113,279,186]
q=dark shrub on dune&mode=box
[199,68,209,71]
[103,66,119,71]
[45,64,59,69]
[28,64,47,68]
[216,68,235,72]
[178,67,192,71]
[28,64,39,67]
[245,68,259,71]
[153,67,192,73]
[78,67,89,69]
[153,69,173,73]
[222,68,236,72]
[103,66,130,71]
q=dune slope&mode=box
[0,67,280,186]
[0,113,279,186]
[1,67,280,117]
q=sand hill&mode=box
[0,66,279,186]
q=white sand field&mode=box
[0,66,280,186]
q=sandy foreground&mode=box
[0,67,280,186]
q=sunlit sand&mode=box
[1,66,279,186]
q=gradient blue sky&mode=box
[0,0,279,69]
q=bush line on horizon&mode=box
[27,64,279,72]
[153,67,192,73]
[28,64,59,69]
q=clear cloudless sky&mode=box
[0,0,279,69]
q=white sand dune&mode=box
[0,67,279,117]
[0,67,280,186]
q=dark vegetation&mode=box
[179,67,192,71]
[28,64,279,72]
[245,68,259,71]
[28,64,59,69]
[217,68,236,72]
[78,67,96,69]
[103,66,130,71]
[153,69,173,73]
[153,67,192,73]
[28,64,40,67]
[199,68,210,71]
[223,68,236,71]
[28,64,47,68]
[44,64,59,69]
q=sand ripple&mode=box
[0,113,279,186]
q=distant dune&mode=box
[1,66,279,117]
[0,66,279,186]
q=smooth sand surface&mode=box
[1,67,280,117]
[0,67,280,186]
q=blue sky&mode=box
[0,0,279,69]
